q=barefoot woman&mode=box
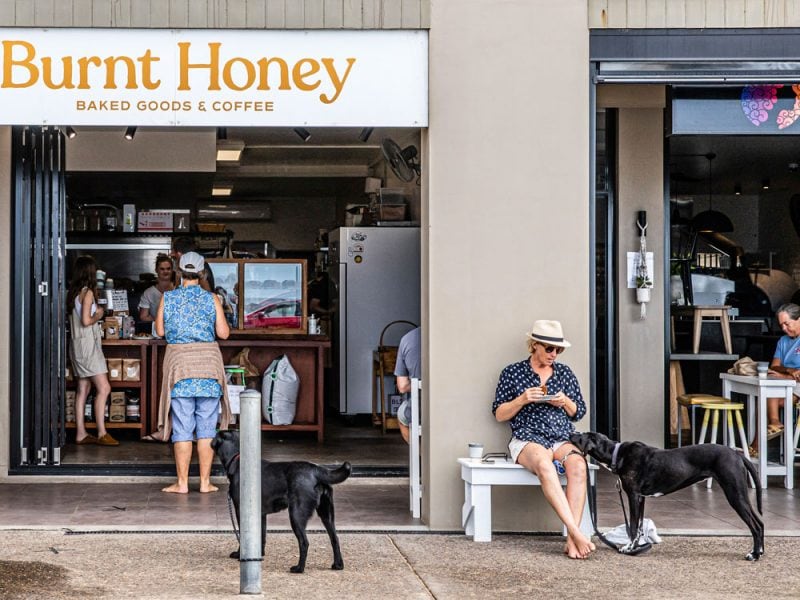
[155,252,231,494]
[493,320,595,559]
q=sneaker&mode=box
[96,433,119,446]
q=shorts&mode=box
[509,437,568,464]
[170,396,219,443]
[396,399,412,426]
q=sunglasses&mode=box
[542,345,564,355]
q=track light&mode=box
[358,127,374,142]
[65,126,77,139]
[734,183,742,196]
[124,126,137,140]
[762,178,770,190]
[293,127,311,142]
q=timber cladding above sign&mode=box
[0,28,428,127]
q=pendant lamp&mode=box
[691,152,733,233]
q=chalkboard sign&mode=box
[110,289,129,313]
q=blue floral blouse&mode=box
[492,358,586,449]
[163,285,222,399]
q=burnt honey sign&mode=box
[0,28,428,127]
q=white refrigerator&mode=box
[329,226,420,415]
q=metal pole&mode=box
[239,389,262,595]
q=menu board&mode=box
[110,290,129,313]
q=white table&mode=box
[719,373,796,489]
[458,457,597,542]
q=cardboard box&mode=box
[110,391,126,405]
[123,358,141,381]
[137,211,173,232]
[103,317,122,340]
[107,358,123,381]
[109,404,126,422]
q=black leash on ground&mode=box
[580,453,652,556]
[225,453,264,563]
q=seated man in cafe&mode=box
[394,326,421,444]
[752,302,800,456]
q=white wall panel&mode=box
[73,0,92,25]
[645,0,666,26]
[150,0,169,26]
[169,0,189,27]
[15,0,33,25]
[246,0,266,28]
[725,0,746,25]
[324,0,343,27]
[34,0,54,26]
[266,0,284,26]
[787,0,800,25]
[130,0,150,26]
[607,0,627,27]
[305,0,324,28]
[705,0,726,26]
[382,0,401,27]
[627,0,647,27]
[188,0,208,27]
[114,0,131,27]
[401,0,420,27]
[92,0,112,26]
[666,0,686,26]
[343,0,361,27]
[227,0,246,26]
[285,0,304,27]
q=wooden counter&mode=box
[149,334,331,441]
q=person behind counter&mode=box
[67,255,119,446]
[171,236,214,291]
[138,253,174,323]
[155,251,231,494]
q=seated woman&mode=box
[493,320,595,560]
[752,302,800,456]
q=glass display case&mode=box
[207,259,307,333]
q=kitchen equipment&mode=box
[329,226,420,415]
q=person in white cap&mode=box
[493,319,595,559]
[153,251,232,494]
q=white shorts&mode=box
[509,437,568,464]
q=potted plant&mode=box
[635,274,652,303]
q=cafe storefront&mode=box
[5,1,798,533]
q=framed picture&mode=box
[242,259,307,332]
[206,259,240,329]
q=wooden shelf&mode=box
[65,422,141,429]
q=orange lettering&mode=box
[103,55,137,89]
[319,58,355,104]
[41,57,75,89]
[178,42,220,91]
[292,58,321,92]
[2,40,38,88]
[137,49,161,90]
[255,57,290,91]
[222,57,255,91]
[76,56,102,89]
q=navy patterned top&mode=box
[163,285,222,399]
[493,357,586,449]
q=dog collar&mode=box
[610,442,621,473]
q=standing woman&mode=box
[155,252,231,494]
[67,255,118,446]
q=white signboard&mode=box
[0,28,428,126]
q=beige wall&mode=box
[426,0,590,530]
[615,104,666,446]
[0,126,9,477]
[589,0,800,28]
[0,0,430,29]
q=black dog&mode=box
[211,430,351,573]
[569,431,764,561]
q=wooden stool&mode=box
[697,401,750,489]
[692,305,732,354]
[677,393,730,447]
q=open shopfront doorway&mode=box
[10,124,424,475]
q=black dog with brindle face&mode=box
[211,430,351,573]
[569,431,764,561]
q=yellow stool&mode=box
[697,401,750,489]
[692,305,732,354]
[677,394,730,447]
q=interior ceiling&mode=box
[66,126,420,203]
[669,135,800,198]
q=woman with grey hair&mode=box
[753,302,800,456]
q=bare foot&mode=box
[199,483,219,493]
[566,534,595,559]
[162,483,189,494]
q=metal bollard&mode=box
[238,389,262,595]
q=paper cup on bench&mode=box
[468,443,484,459]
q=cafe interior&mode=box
[668,132,800,455]
[57,125,422,473]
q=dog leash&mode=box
[581,453,651,556]
[225,453,264,564]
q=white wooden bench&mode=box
[458,457,598,542]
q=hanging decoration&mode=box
[635,211,653,320]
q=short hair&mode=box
[180,270,201,281]
[527,338,537,354]
[776,303,800,320]
[172,236,196,255]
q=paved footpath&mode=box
[1,530,799,599]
